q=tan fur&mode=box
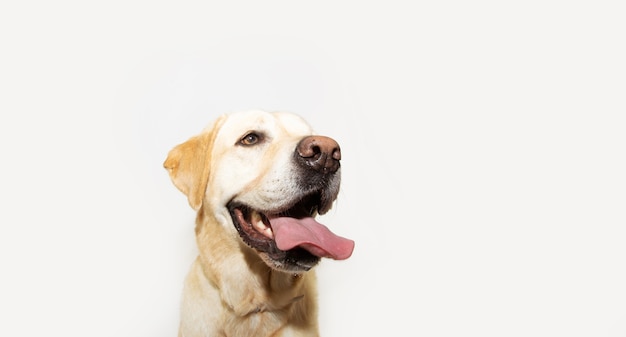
[164,115,226,211]
[164,110,334,337]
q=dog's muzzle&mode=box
[228,135,354,273]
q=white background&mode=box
[1,1,625,336]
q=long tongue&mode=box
[269,216,354,260]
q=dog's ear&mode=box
[163,117,225,211]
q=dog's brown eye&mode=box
[240,132,261,146]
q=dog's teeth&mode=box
[252,219,265,231]
[253,220,274,239]
[262,226,274,239]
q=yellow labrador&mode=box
[164,110,354,337]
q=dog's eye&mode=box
[240,132,262,146]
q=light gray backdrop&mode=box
[1,1,625,337]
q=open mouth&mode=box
[228,193,354,272]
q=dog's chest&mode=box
[221,305,300,337]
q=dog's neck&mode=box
[195,209,316,316]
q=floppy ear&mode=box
[163,117,225,210]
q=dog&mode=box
[164,110,355,337]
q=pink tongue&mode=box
[269,216,354,260]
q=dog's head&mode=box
[164,110,354,273]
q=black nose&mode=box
[296,136,341,174]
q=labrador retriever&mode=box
[164,110,354,337]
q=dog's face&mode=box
[165,110,354,273]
